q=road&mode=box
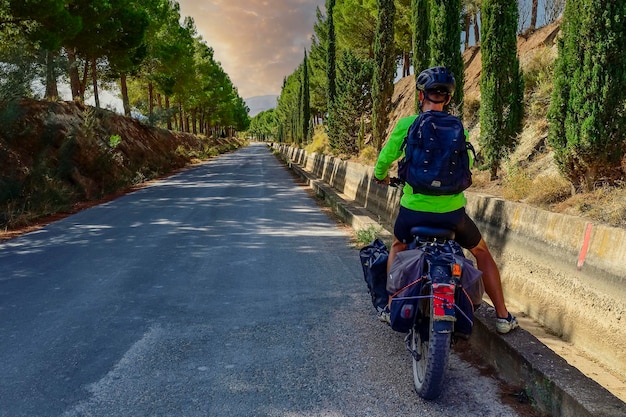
[0,143,522,416]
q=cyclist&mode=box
[374,66,518,334]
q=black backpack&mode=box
[398,111,475,195]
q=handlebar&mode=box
[389,177,405,188]
[375,177,405,188]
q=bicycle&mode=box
[387,178,480,399]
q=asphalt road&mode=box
[0,143,522,416]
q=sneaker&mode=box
[377,306,391,326]
[496,313,519,334]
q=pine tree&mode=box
[547,0,626,191]
[479,0,525,180]
[371,0,396,151]
[428,0,464,115]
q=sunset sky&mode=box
[176,0,326,99]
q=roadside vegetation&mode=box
[0,0,250,231]
[248,0,626,228]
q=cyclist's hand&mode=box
[374,176,390,186]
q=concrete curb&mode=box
[278,150,625,417]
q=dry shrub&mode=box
[526,173,572,206]
[358,145,378,165]
[463,95,481,129]
[305,125,329,154]
[470,170,492,189]
[502,165,533,201]
[555,186,626,227]
[523,47,556,119]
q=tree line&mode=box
[250,0,625,193]
[0,0,250,136]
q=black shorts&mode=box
[393,206,482,249]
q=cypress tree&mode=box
[302,51,311,143]
[479,0,524,180]
[326,0,337,106]
[371,0,396,151]
[412,0,430,112]
[547,0,626,191]
[428,0,464,115]
[328,50,373,155]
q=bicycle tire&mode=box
[411,317,451,399]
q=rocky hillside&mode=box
[0,99,245,234]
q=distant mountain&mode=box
[245,95,278,117]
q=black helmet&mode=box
[416,66,456,97]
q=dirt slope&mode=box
[387,19,562,135]
[0,99,244,234]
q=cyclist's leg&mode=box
[455,211,510,319]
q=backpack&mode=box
[358,238,390,312]
[398,111,475,195]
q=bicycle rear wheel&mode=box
[411,317,451,400]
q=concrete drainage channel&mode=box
[272,145,625,417]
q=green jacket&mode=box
[374,114,469,214]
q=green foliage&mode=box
[371,0,396,151]
[275,70,301,144]
[326,0,337,105]
[412,0,430,111]
[109,134,122,148]
[327,50,374,155]
[547,0,626,192]
[479,0,525,179]
[334,0,377,59]
[1,0,248,136]
[301,51,311,142]
[248,109,278,141]
[355,224,384,246]
[429,0,464,115]
[309,6,329,120]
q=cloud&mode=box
[177,0,325,99]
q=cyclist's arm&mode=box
[374,115,417,180]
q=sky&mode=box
[177,0,326,99]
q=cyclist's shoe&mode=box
[377,306,391,326]
[496,313,519,334]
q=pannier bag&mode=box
[359,238,389,312]
[387,249,427,332]
[387,247,484,335]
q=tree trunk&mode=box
[148,82,154,118]
[473,14,480,45]
[191,109,197,135]
[67,47,81,101]
[165,96,172,130]
[178,103,183,131]
[120,73,131,116]
[489,162,499,181]
[45,50,59,100]
[90,58,100,108]
[403,52,410,76]
[80,59,89,102]
[464,13,470,50]
[530,0,538,31]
